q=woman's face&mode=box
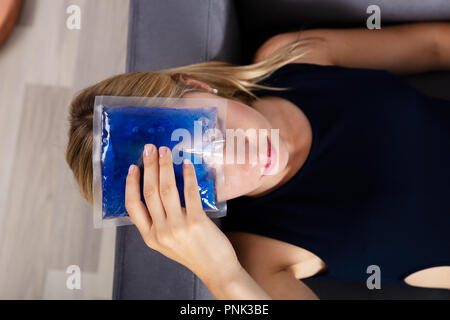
[182,91,289,200]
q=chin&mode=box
[219,175,259,201]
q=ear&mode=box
[181,76,215,93]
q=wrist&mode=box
[199,259,244,289]
[199,261,271,300]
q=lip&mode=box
[262,136,277,176]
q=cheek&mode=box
[221,163,262,200]
[226,103,268,131]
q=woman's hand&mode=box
[124,144,240,285]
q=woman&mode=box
[66,22,450,299]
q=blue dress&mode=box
[221,63,450,285]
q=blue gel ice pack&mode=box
[101,105,218,219]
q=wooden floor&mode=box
[0,0,129,299]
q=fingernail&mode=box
[128,165,135,175]
[159,146,168,158]
[183,158,192,167]
[144,144,154,157]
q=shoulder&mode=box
[252,30,334,66]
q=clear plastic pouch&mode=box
[92,96,227,228]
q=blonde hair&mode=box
[66,38,317,205]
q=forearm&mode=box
[298,22,449,74]
[252,269,319,300]
[332,22,446,74]
[199,263,272,300]
[437,23,450,70]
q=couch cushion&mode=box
[126,0,241,72]
[114,0,450,300]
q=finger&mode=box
[125,164,152,234]
[182,159,204,216]
[142,144,166,225]
[158,146,184,224]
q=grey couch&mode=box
[113,0,450,300]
